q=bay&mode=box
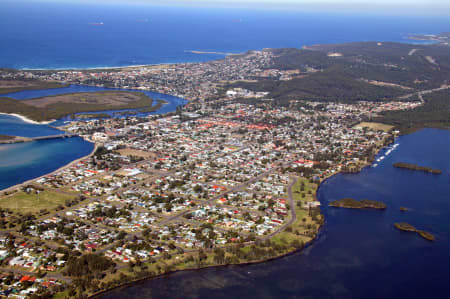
[1,2,450,69]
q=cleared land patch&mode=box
[117,148,156,158]
[354,122,394,132]
[0,190,74,212]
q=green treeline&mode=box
[230,42,450,104]
[232,68,407,104]
[375,89,450,134]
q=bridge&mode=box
[0,133,80,145]
[30,133,79,141]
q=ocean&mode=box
[1,1,450,69]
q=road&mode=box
[262,176,297,241]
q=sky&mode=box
[16,0,450,15]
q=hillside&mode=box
[229,42,450,104]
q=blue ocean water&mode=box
[0,137,94,190]
[1,1,450,69]
[102,128,450,299]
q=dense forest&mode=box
[230,42,450,104]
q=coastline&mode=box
[87,132,394,298]
[17,50,244,72]
[0,90,186,195]
[0,112,55,125]
[0,139,97,194]
[89,229,324,299]
[20,62,193,72]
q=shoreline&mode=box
[90,228,324,299]
[17,50,245,72]
[19,62,197,72]
[0,92,188,195]
[0,139,97,194]
[88,133,394,298]
[0,112,55,125]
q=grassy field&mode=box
[271,177,321,245]
[353,122,394,132]
[0,190,74,212]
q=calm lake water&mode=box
[101,128,450,299]
[0,84,188,190]
[0,137,94,190]
[2,84,188,123]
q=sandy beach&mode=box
[0,112,54,125]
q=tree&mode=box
[198,249,207,261]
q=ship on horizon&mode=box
[89,22,104,26]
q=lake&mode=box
[101,128,450,299]
[0,84,187,190]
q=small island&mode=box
[329,198,387,210]
[393,162,442,174]
[394,222,416,232]
[394,222,435,241]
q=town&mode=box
[0,93,421,297]
[0,49,425,297]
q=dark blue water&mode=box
[0,137,94,190]
[0,114,62,137]
[2,85,188,122]
[1,1,449,69]
[102,128,450,299]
